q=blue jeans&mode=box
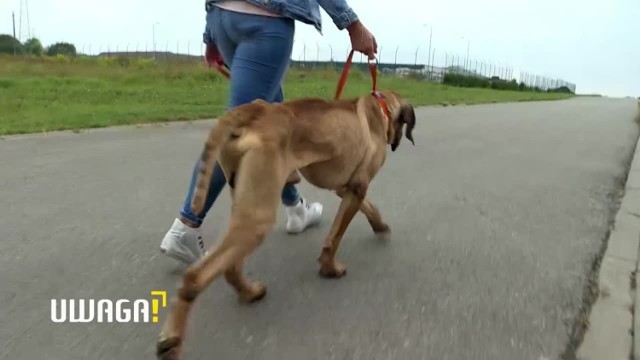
[179,7,301,227]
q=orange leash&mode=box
[206,44,230,79]
[334,49,356,100]
[209,46,390,121]
[335,49,393,122]
[213,59,230,79]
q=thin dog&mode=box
[156,89,416,359]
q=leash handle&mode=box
[213,60,230,79]
[206,43,231,79]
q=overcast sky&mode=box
[2,0,638,97]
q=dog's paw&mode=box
[239,282,267,303]
[371,222,390,234]
[319,261,347,279]
[156,336,181,360]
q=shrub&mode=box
[46,42,77,57]
[443,72,547,93]
[443,73,490,88]
[97,56,132,67]
[547,86,573,94]
[0,34,23,55]
[54,54,71,63]
[489,78,519,91]
[23,37,44,56]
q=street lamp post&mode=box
[466,39,470,72]
[424,24,433,72]
[460,36,470,72]
[152,22,159,59]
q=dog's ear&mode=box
[399,103,416,146]
[390,103,416,151]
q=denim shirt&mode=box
[205,0,359,34]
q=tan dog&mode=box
[156,89,416,359]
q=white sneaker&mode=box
[285,197,323,234]
[160,218,206,266]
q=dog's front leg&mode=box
[318,183,367,278]
[335,188,390,235]
[224,259,267,303]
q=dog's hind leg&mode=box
[156,217,273,360]
[222,187,268,303]
[359,199,390,234]
[156,148,286,360]
[204,176,265,302]
[318,183,367,278]
[335,188,389,234]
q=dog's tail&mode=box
[190,125,225,215]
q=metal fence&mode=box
[81,40,576,93]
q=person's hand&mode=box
[204,44,224,68]
[347,20,377,60]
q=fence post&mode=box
[431,48,436,79]
[444,53,448,75]
[394,46,399,69]
[329,44,334,68]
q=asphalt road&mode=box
[2,97,639,360]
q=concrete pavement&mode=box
[2,96,639,360]
[576,98,640,360]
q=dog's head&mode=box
[374,90,416,151]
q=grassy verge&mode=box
[0,55,573,135]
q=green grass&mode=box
[0,55,574,136]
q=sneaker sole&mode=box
[159,246,196,266]
[286,220,322,234]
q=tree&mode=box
[23,37,44,56]
[0,34,23,55]
[46,42,77,57]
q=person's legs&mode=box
[160,8,235,265]
[268,86,301,206]
[161,7,322,266]
[217,12,322,232]
[269,86,321,231]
